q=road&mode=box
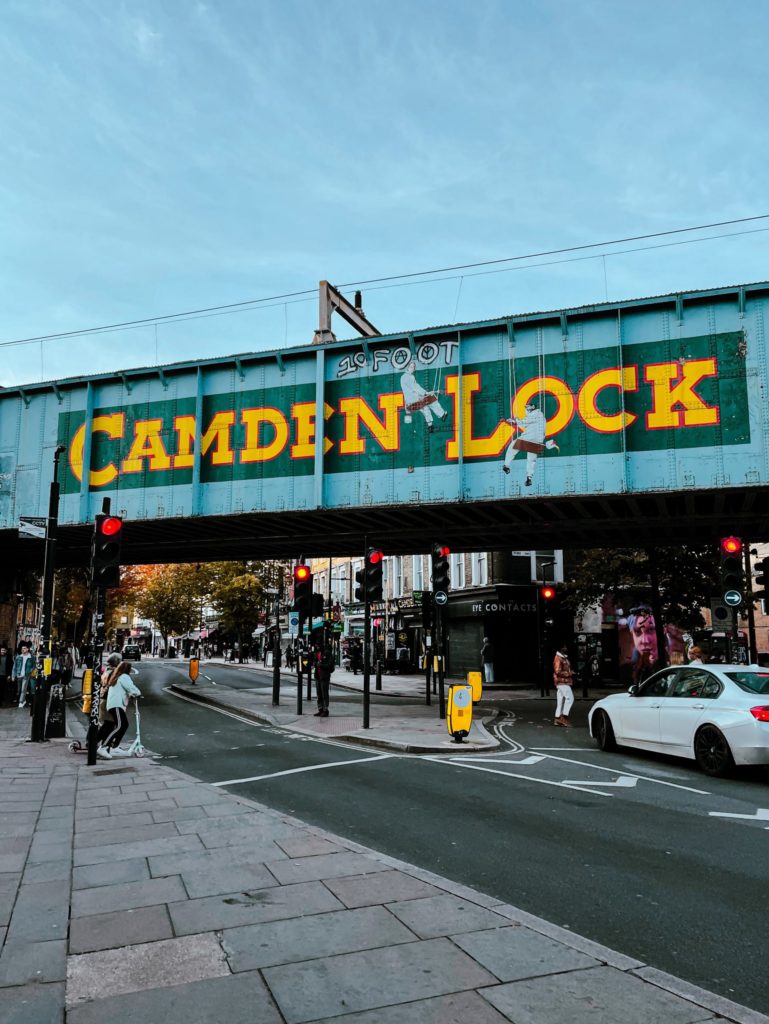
[81,659,769,1014]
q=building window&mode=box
[392,556,403,598]
[382,557,390,598]
[471,551,488,587]
[412,555,424,591]
[451,553,465,589]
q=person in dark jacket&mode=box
[314,644,334,717]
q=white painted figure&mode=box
[400,360,446,429]
[503,401,559,486]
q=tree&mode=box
[137,565,206,652]
[209,562,266,659]
[564,544,721,632]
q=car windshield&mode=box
[725,671,769,695]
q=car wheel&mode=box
[594,710,617,752]
[694,725,734,777]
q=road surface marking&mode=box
[423,757,613,797]
[709,808,769,822]
[529,751,710,795]
[562,776,638,789]
[212,753,393,787]
[452,755,546,766]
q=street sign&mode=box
[18,516,46,540]
[724,589,742,607]
[434,590,448,606]
[412,591,424,605]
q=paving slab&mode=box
[274,833,348,858]
[182,861,278,899]
[72,858,150,890]
[149,804,209,823]
[149,840,287,878]
[480,965,718,1024]
[268,851,388,885]
[73,832,204,867]
[71,874,187,917]
[66,932,229,1007]
[169,880,344,935]
[66,970,281,1024]
[73,822,178,849]
[75,811,155,833]
[452,924,600,981]
[304,990,512,1024]
[222,905,415,971]
[386,893,511,939]
[323,868,443,909]
[69,904,173,954]
[0,940,67,987]
[21,861,71,885]
[7,881,70,943]
[263,936,498,1024]
[0,980,64,1024]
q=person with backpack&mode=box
[314,643,334,718]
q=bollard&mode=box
[375,659,382,691]
[446,683,473,743]
[189,657,199,685]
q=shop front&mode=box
[446,585,541,684]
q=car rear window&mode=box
[725,671,769,694]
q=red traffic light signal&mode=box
[434,544,450,558]
[368,549,383,565]
[540,585,556,600]
[99,516,122,537]
[721,536,742,555]
[293,564,312,615]
[294,565,311,582]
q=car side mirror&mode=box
[628,684,638,696]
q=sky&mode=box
[2,0,769,387]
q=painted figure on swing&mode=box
[502,400,559,486]
[400,360,447,431]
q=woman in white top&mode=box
[97,661,141,760]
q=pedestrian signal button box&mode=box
[467,670,482,702]
[447,683,473,743]
[81,669,93,714]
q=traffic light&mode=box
[355,549,384,602]
[540,584,556,601]
[293,564,312,616]
[311,592,325,619]
[431,544,450,598]
[91,514,123,589]
[719,536,744,607]
[421,591,434,630]
[754,557,769,602]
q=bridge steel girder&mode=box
[1,281,769,567]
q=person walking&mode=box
[553,643,575,727]
[13,643,35,708]
[313,643,334,718]
[480,637,495,683]
[97,661,141,759]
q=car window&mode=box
[669,670,720,699]
[638,672,674,698]
[725,671,769,695]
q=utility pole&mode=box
[31,444,66,743]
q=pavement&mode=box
[0,708,766,1024]
[168,656,620,753]
[0,679,765,1015]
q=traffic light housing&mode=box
[91,514,123,589]
[431,543,450,597]
[293,564,312,616]
[421,591,434,630]
[540,584,556,601]
[311,592,325,619]
[355,549,384,602]
[719,536,744,606]
[754,557,769,602]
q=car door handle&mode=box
[649,703,661,708]
[692,703,705,709]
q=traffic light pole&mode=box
[86,586,106,766]
[296,613,304,715]
[271,587,282,706]
[30,445,66,743]
[436,605,445,720]
[362,536,371,729]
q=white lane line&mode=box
[212,753,393,787]
[423,756,613,797]
[563,777,638,789]
[709,808,769,822]
[451,755,546,766]
[530,751,710,795]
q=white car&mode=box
[588,664,769,776]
